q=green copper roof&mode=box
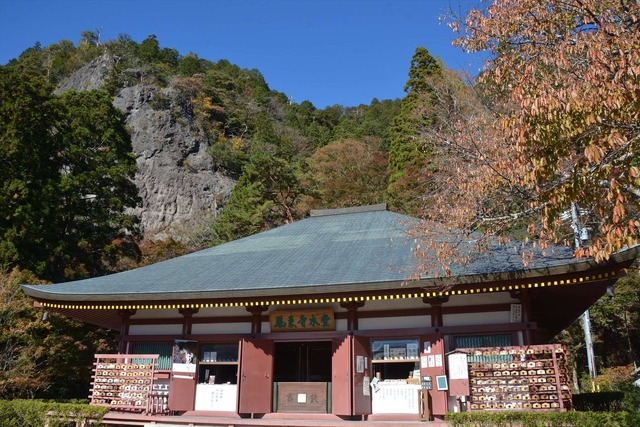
[21,204,597,303]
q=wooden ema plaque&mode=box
[463,344,571,411]
[90,354,158,413]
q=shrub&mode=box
[573,392,625,412]
[0,400,108,427]
[446,410,640,427]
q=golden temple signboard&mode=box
[269,309,335,332]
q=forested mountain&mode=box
[5,33,401,245]
[0,32,405,398]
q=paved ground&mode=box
[103,411,450,427]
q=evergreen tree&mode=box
[214,178,272,242]
[52,89,141,281]
[137,35,161,63]
[333,98,401,150]
[215,153,307,242]
[0,68,63,277]
[177,53,205,76]
[386,47,441,214]
[0,69,140,282]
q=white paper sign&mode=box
[421,355,429,368]
[172,363,196,373]
[363,375,370,396]
[448,353,469,380]
[510,303,523,323]
[435,354,443,367]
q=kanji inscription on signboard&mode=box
[269,309,335,331]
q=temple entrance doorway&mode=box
[273,341,332,413]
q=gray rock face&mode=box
[57,55,236,239]
[54,54,115,95]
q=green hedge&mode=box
[446,411,640,427]
[573,392,625,412]
[0,400,108,427]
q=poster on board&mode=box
[436,375,448,390]
[173,339,197,373]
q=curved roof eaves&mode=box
[20,208,607,302]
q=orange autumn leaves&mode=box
[415,0,640,275]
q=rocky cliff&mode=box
[57,55,236,240]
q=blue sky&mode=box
[0,0,487,108]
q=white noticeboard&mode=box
[447,352,470,397]
[195,384,238,411]
[448,353,469,380]
[371,383,421,414]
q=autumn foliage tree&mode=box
[401,65,518,276]
[0,268,115,399]
[415,0,640,273]
[305,139,389,209]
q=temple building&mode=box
[21,204,639,426]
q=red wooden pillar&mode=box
[178,307,199,337]
[423,296,449,328]
[340,301,365,331]
[419,333,448,420]
[518,290,535,344]
[246,305,269,334]
[117,309,136,353]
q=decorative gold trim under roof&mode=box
[37,270,614,311]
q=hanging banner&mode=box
[269,309,335,331]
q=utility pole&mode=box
[571,202,597,385]
[582,310,598,381]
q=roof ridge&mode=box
[309,203,388,217]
